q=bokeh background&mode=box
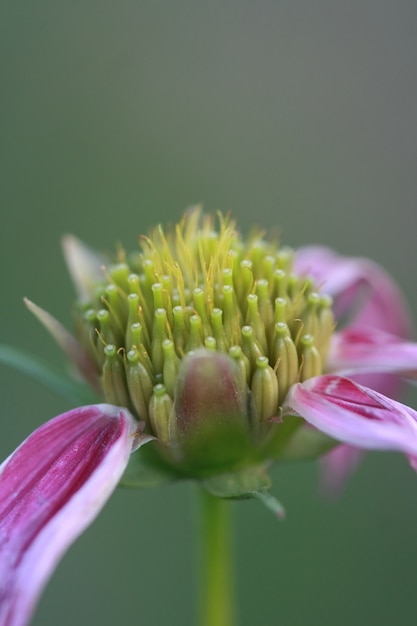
[1,2,417,625]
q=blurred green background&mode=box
[1,2,417,625]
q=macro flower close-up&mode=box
[1,208,417,626]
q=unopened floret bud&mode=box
[170,349,251,471]
[149,383,172,443]
[251,356,279,422]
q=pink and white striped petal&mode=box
[285,375,417,459]
[0,404,150,626]
[328,327,417,378]
[294,246,411,337]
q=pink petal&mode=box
[328,327,417,378]
[0,404,149,626]
[285,375,417,458]
[319,445,363,496]
[24,298,101,394]
[61,235,106,302]
[294,246,412,337]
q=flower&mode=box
[2,207,417,626]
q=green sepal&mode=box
[273,414,337,460]
[119,443,177,488]
[0,344,96,404]
[201,465,272,500]
[252,491,286,520]
[263,414,337,461]
[201,466,286,518]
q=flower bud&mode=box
[273,322,299,404]
[299,334,322,381]
[170,349,251,472]
[251,356,279,422]
[102,344,130,407]
[125,348,153,422]
[149,383,172,443]
[162,339,180,397]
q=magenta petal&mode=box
[328,328,417,378]
[320,445,363,496]
[294,246,412,337]
[285,375,417,457]
[0,404,146,626]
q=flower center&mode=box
[75,208,334,429]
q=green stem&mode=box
[198,488,235,626]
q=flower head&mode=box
[61,209,337,474]
[3,207,417,626]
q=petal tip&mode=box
[61,234,106,301]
